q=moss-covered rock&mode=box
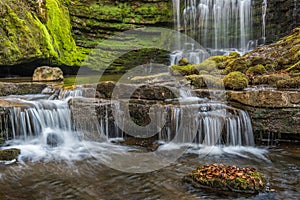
[185,74,223,89]
[277,77,300,89]
[67,0,172,48]
[223,72,248,90]
[0,148,20,161]
[224,58,250,74]
[169,64,198,76]
[184,164,267,194]
[252,73,291,86]
[244,27,300,72]
[178,57,189,66]
[246,64,267,76]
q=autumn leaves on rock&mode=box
[184,163,267,194]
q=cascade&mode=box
[157,103,255,146]
[9,100,73,139]
[2,87,255,148]
[171,0,267,65]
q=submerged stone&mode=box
[47,133,64,147]
[184,163,267,194]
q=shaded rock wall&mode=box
[265,0,300,43]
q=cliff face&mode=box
[0,0,83,69]
[265,0,300,43]
[67,0,172,48]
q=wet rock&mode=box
[46,133,63,147]
[96,81,116,98]
[0,82,47,96]
[119,136,159,152]
[32,66,64,82]
[0,148,21,161]
[183,163,267,194]
[227,90,300,108]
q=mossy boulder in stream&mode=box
[184,163,267,194]
[0,148,21,161]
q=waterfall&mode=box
[2,87,255,149]
[158,103,255,146]
[261,0,267,44]
[171,0,266,65]
[9,100,73,140]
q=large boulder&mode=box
[32,66,63,82]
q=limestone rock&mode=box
[0,82,47,96]
[32,66,63,82]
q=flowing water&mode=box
[0,87,299,199]
[170,0,267,65]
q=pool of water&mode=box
[0,74,123,86]
[0,144,299,200]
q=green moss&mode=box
[223,71,249,90]
[0,148,20,161]
[45,0,79,66]
[196,55,229,71]
[169,64,198,76]
[246,64,267,75]
[286,61,300,73]
[252,73,290,86]
[224,58,250,74]
[277,76,300,89]
[228,52,241,58]
[178,57,189,66]
[185,74,223,89]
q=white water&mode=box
[1,86,258,164]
